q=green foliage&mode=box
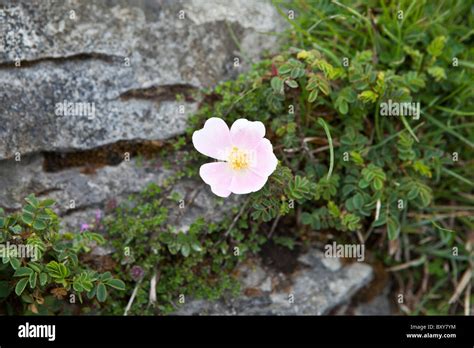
[183,0,473,315]
[361,164,386,191]
[0,195,124,314]
[101,183,254,315]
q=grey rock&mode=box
[0,0,285,160]
[174,249,374,315]
[0,152,239,232]
[0,0,279,230]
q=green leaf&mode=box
[73,282,84,292]
[29,272,37,289]
[342,213,361,231]
[308,89,318,103]
[271,77,283,94]
[39,273,48,286]
[358,177,370,189]
[287,175,311,201]
[387,217,400,240]
[21,212,34,225]
[352,193,364,210]
[15,277,29,296]
[14,267,33,277]
[427,36,446,57]
[9,258,21,270]
[46,261,69,279]
[358,90,378,103]
[427,66,446,81]
[317,77,331,95]
[32,219,47,231]
[191,242,203,252]
[100,271,112,281]
[338,100,348,114]
[87,287,97,300]
[9,225,22,234]
[25,194,39,208]
[181,244,190,257]
[104,279,126,291]
[285,79,298,88]
[96,283,107,302]
[40,198,55,208]
[327,201,341,217]
[290,67,304,79]
[36,213,51,222]
[278,64,292,75]
[23,204,35,214]
[373,177,384,190]
[27,262,42,273]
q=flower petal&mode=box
[192,117,231,160]
[229,170,268,194]
[199,162,232,198]
[251,138,278,177]
[230,118,265,150]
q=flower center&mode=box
[228,146,250,170]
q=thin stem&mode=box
[317,118,334,179]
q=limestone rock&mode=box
[0,0,285,160]
[174,249,374,315]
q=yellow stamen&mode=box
[228,146,250,170]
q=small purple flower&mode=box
[130,265,145,282]
[95,209,102,223]
[80,223,90,232]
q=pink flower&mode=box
[192,118,278,197]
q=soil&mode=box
[42,139,165,173]
[260,239,301,274]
